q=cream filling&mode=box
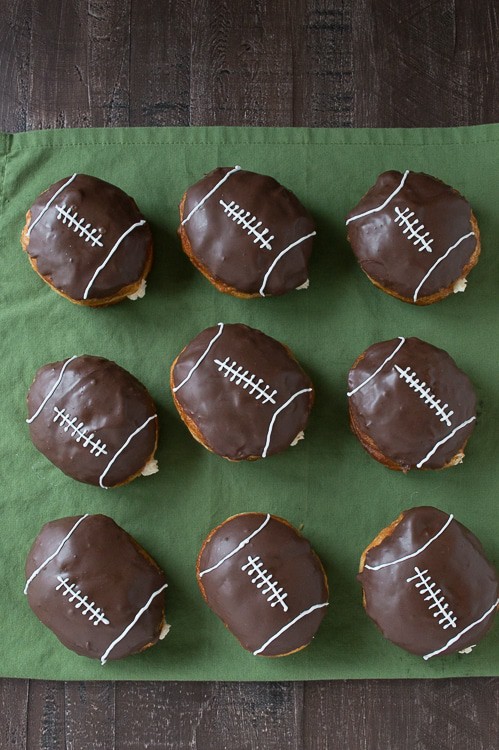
[458,644,476,655]
[159,622,171,640]
[127,279,147,300]
[295,279,309,291]
[453,277,467,294]
[141,458,159,476]
[291,431,305,447]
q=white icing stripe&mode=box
[416,417,476,469]
[253,602,329,656]
[24,514,89,594]
[83,219,146,300]
[259,231,317,297]
[347,337,405,397]
[423,599,499,660]
[262,388,312,458]
[413,231,475,302]
[27,174,78,237]
[346,170,410,225]
[364,514,454,571]
[199,514,271,578]
[181,166,242,225]
[100,583,168,665]
[98,415,157,489]
[26,356,78,424]
[173,323,225,393]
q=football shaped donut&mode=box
[347,336,477,471]
[358,507,498,658]
[346,171,480,305]
[21,174,153,306]
[197,513,329,656]
[178,166,316,297]
[27,355,158,487]
[24,514,169,663]
[170,323,314,460]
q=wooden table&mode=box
[1,2,497,748]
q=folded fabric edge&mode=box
[2,123,499,152]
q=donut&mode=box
[27,355,158,487]
[21,174,153,306]
[170,323,314,460]
[197,512,329,656]
[358,506,498,658]
[178,166,316,297]
[347,336,476,471]
[24,514,169,663]
[346,170,480,305]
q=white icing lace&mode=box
[55,204,103,247]
[394,365,454,426]
[214,357,277,404]
[52,406,108,456]
[56,576,110,626]
[241,555,288,611]
[219,199,274,250]
[406,567,457,629]
[393,206,433,253]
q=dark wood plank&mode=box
[352,0,499,127]
[129,0,191,126]
[0,679,29,749]
[303,678,499,750]
[6,0,133,130]
[115,681,303,750]
[26,681,65,750]
[0,0,32,132]
[64,682,116,750]
[293,1,353,127]
[190,0,301,126]
[23,0,91,129]
[82,0,132,127]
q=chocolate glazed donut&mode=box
[178,167,316,297]
[347,337,477,471]
[24,514,169,663]
[346,170,480,305]
[170,323,314,460]
[27,355,158,487]
[21,174,153,306]
[197,513,329,656]
[358,507,498,658]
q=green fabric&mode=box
[0,125,497,681]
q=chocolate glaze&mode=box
[347,337,476,470]
[24,174,152,301]
[197,513,328,656]
[25,514,167,662]
[358,507,498,657]
[180,167,316,296]
[27,355,158,487]
[346,171,478,302]
[171,323,314,460]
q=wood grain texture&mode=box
[115,681,303,749]
[0,679,28,749]
[351,0,499,127]
[190,0,299,126]
[130,0,191,126]
[0,0,498,748]
[303,679,499,750]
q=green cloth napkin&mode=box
[0,125,497,681]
